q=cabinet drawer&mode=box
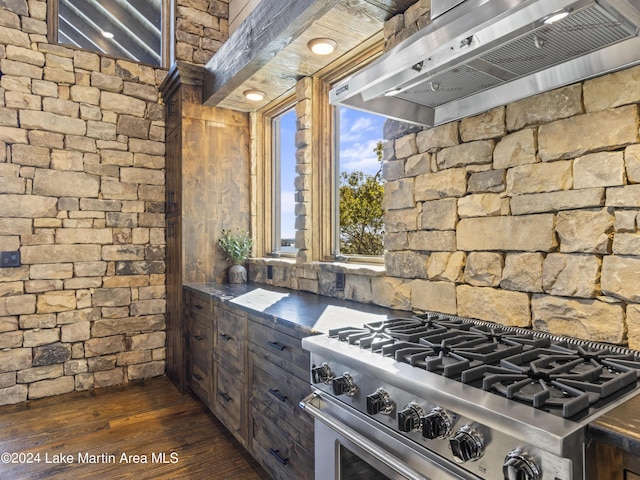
[189,317,212,351]
[215,306,246,376]
[249,352,313,431]
[186,292,212,321]
[250,405,313,480]
[213,362,246,445]
[248,319,310,381]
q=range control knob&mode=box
[422,407,453,439]
[311,363,333,384]
[503,449,540,480]
[332,373,357,397]
[366,388,394,415]
[397,403,424,432]
[449,425,483,463]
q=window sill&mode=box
[248,257,386,277]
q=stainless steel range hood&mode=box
[329,0,640,127]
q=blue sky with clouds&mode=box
[279,107,386,240]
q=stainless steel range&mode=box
[299,313,640,480]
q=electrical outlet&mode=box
[336,272,345,291]
[267,265,273,279]
[0,251,20,268]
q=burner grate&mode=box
[330,315,640,419]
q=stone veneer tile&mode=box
[542,253,601,298]
[411,279,457,314]
[538,105,639,161]
[573,152,625,189]
[506,84,583,132]
[457,285,531,327]
[457,214,556,252]
[555,208,614,254]
[602,256,640,303]
[459,107,506,142]
[510,188,604,215]
[506,160,573,195]
[584,65,640,112]
[436,140,494,169]
[531,295,625,344]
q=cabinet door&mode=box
[213,361,247,446]
[249,352,313,433]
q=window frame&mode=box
[320,48,386,265]
[254,95,297,259]
[271,105,298,258]
[47,0,171,68]
[253,38,384,265]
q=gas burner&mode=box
[328,315,640,419]
[461,347,639,417]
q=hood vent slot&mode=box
[480,6,633,76]
[330,0,640,127]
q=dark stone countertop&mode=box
[184,282,410,336]
[185,282,640,456]
[589,393,640,457]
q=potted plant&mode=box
[217,229,253,284]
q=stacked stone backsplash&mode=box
[0,1,169,405]
[250,0,640,351]
[383,77,640,349]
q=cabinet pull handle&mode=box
[219,333,232,342]
[167,221,174,238]
[269,449,288,466]
[219,392,232,402]
[267,341,286,351]
[168,191,176,208]
[193,374,203,381]
[194,304,202,310]
[194,335,204,341]
[269,388,287,402]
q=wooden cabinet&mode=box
[212,305,248,446]
[248,314,314,480]
[160,61,250,392]
[183,287,317,478]
[587,439,640,480]
[184,289,213,407]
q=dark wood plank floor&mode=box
[0,376,269,479]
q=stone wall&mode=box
[250,0,640,351]
[175,0,228,66]
[0,2,160,406]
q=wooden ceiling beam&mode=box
[202,0,341,107]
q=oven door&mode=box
[300,391,480,480]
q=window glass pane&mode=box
[58,0,162,66]
[275,108,297,254]
[337,106,386,256]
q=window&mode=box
[49,0,163,66]
[272,108,297,256]
[333,105,386,259]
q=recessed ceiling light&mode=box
[543,8,572,25]
[102,31,114,39]
[243,90,265,101]
[308,38,338,55]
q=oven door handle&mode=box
[300,392,431,480]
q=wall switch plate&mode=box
[267,265,273,279]
[336,272,345,291]
[0,251,20,268]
